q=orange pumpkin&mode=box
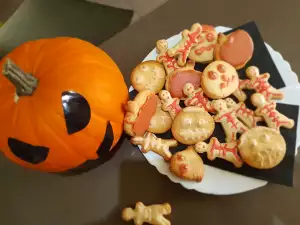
[0,37,128,172]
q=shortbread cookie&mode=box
[189,25,218,63]
[124,90,158,136]
[212,99,248,142]
[165,69,202,99]
[131,132,177,161]
[246,66,284,101]
[131,60,166,93]
[156,39,195,75]
[167,23,202,66]
[148,101,172,134]
[225,98,261,128]
[195,137,243,168]
[251,93,294,131]
[159,90,182,119]
[232,79,251,102]
[170,147,204,182]
[183,83,214,113]
[122,202,171,225]
[171,106,215,145]
[201,60,239,99]
[214,30,254,69]
[238,126,286,169]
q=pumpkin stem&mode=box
[2,58,38,96]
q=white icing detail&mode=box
[179,128,209,140]
[182,117,192,126]
[198,119,207,126]
[183,106,204,113]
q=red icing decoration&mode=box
[176,26,202,62]
[217,64,226,73]
[179,163,189,176]
[235,103,256,127]
[177,154,185,161]
[210,138,242,163]
[168,70,201,98]
[133,95,158,136]
[208,71,218,80]
[206,32,215,42]
[186,91,214,112]
[168,99,182,114]
[260,102,291,129]
[220,83,226,89]
[216,111,238,129]
[195,44,216,56]
[158,53,179,70]
[221,74,227,81]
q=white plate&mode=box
[129,26,300,195]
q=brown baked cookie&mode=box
[124,90,158,136]
[122,202,171,225]
[201,60,239,99]
[195,137,243,168]
[238,126,286,169]
[131,132,177,161]
[189,25,218,63]
[148,100,172,134]
[170,147,204,182]
[214,30,254,69]
[251,93,294,131]
[131,60,166,94]
[165,69,202,99]
[171,106,215,145]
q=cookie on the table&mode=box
[148,100,172,134]
[170,146,204,182]
[131,60,166,94]
[201,60,239,99]
[214,29,254,69]
[124,90,158,136]
[165,69,202,99]
[171,106,215,145]
[189,25,218,63]
[238,126,286,169]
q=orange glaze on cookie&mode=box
[168,70,202,98]
[133,95,158,136]
[219,30,254,68]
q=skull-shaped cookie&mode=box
[171,106,215,145]
[201,60,239,99]
[189,25,218,63]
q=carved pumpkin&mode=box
[0,37,128,172]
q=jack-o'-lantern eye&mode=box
[62,91,91,135]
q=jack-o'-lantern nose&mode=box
[8,138,49,164]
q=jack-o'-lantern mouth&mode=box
[8,138,49,164]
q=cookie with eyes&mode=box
[201,60,239,99]
[131,60,166,94]
[238,126,286,169]
[148,100,173,134]
[189,25,218,63]
[169,146,204,182]
[171,106,215,145]
[214,29,254,69]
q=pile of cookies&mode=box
[124,23,295,182]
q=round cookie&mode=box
[188,25,218,63]
[214,30,254,69]
[165,69,202,99]
[201,60,239,99]
[148,101,172,134]
[131,60,166,93]
[124,90,158,137]
[171,106,215,145]
[238,126,286,169]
